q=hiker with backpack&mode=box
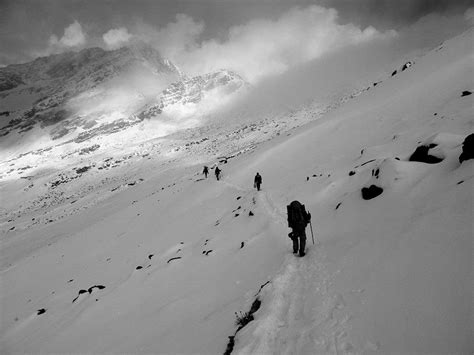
[203,166,209,178]
[215,166,221,181]
[287,200,311,257]
[254,172,262,191]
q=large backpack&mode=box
[287,200,307,228]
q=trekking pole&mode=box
[309,221,316,245]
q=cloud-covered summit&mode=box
[0,0,472,83]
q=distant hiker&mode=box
[254,172,262,191]
[203,166,209,178]
[287,200,311,257]
[215,166,221,181]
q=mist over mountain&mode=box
[0,42,248,155]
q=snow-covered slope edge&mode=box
[228,29,473,354]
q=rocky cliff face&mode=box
[160,70,245,108]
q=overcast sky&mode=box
[1,0,472,82]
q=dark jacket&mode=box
[287,201,311,230]
[254,173,262,184]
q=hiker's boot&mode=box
[299,238,306,257]
[292,238,298,254]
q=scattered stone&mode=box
[361,185,383,200]
[391,70,397,76]
[249,211,254,216]
[360,159,376,167]
[349,171,355,176]
[461,90,472,97]
[236,196,241,200]
[401,61,412,71]
[37,308,46,315]
[76,166,91,174]
[136,266,143,270]
[87,285,105,294]
[148,254,154,260]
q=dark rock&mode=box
[249,298,261,314]
[37,308,46,315]
[167,256,181,263]
[349,171,355,176]
[401,62,412,71]
[361,185,383,200]
[224,336,235,355]
[136,266,143,270]
[409,144,443,164]
[360,159,376,167]
[249,211,254,216]
[335,202,342,210]
[76,166,91,174]
[459,133,474,163]
[240,242,245,249]
[391,70,397,76]
[461,90,472,97]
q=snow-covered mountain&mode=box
[138,69,246,120]
[0,44,247,148]
[0,29,472,354]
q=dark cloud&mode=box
[316,0,473,28]
[0,0,472,66]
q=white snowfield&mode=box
[1,30,473,354]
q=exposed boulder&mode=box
[361,185,383,200]
[461,90,472,97]
[459,133,474,163]
[409,144,443,164]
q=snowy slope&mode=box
[1,29,473,354]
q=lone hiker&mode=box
[287,200,311,257]
[215,166,221,181]
[254,172,262,191]
[203,166,209,178]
